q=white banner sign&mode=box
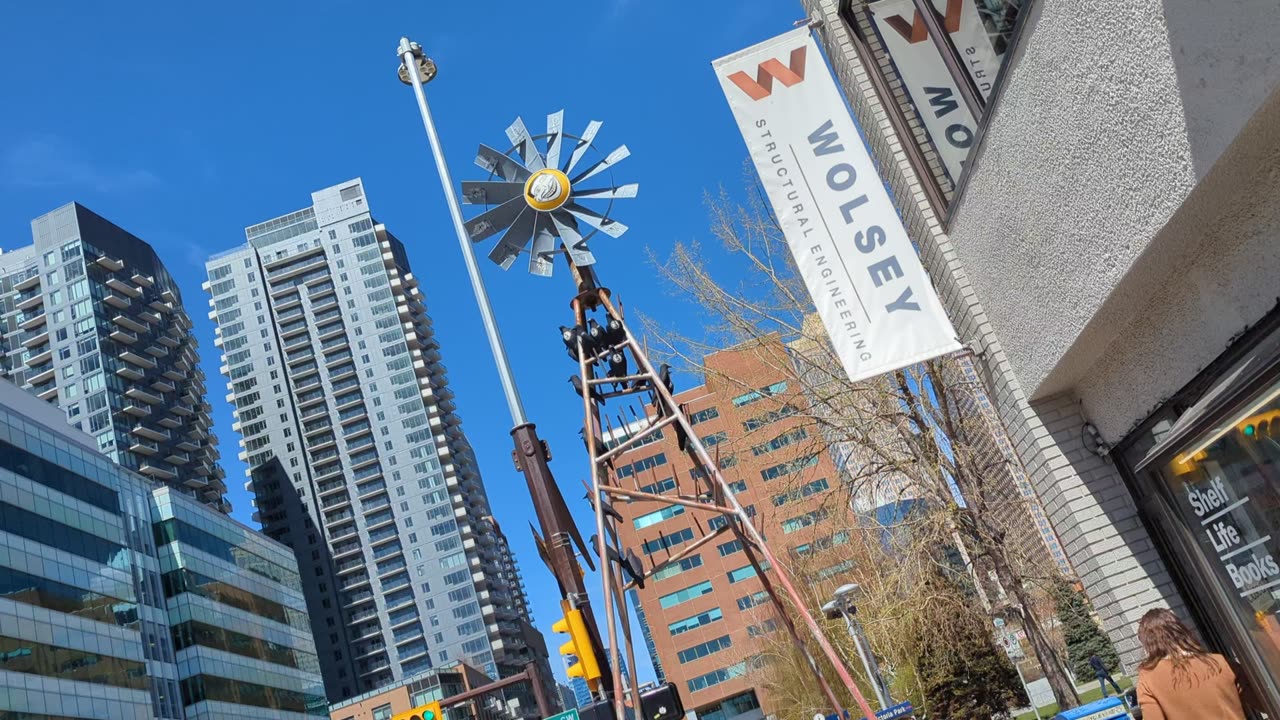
[868,0,1002,182]
[713,28,960,385]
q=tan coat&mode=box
[1135,654,1246,720]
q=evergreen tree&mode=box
[1050,576,1120,678]
[914,599,1027,718]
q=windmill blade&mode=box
[565,120,603,174]
[571,183,639,200]
[465,196,526,243]
[460,181,526,206]
[487,208,536,270]
[529,221,557,277]
[475,144,531,183]
[571,144,631,185]
[564,201,628,238]
[551,211,596,267]
[545,110,565,172]
[506,117,546,172]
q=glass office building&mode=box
[0,378,322,719]
[203,179,552,711]
[0,202,226,511]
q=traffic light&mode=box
[392,700,441,720]
[553,604,602,690]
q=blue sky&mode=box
[0,0,810,686]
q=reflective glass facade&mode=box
[0,380,322,720]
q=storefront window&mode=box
[839,0,1031,213]
[1147,377,1280,680]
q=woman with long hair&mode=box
[1135,608,1247,719]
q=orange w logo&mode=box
[727,46,807,101]
[883,0,963,43]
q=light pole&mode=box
[395,36,616,703]
[822,583,892,711]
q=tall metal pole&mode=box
[396,37,527,426]
[842,611,891,710]
[397,36,615,703]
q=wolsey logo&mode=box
[727,47,807,101]
[882,0,962,43]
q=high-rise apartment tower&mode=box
[203,179,552,711]
[0,202,226,511]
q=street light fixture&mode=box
[823,584,893,711]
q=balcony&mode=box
[115,365,146,381]
[119,349,157,369]
[148,378,175,394]
[157,334,180,349]
[122,402,151,418]
[335,556,366,575]
[267,253,328,282]
[317,479,346,497]
[317,323,345,341]
[18,310,46,331]
[175,439,199,452]
[131,273,154,288]
[129,438,160,455]
[165,451,191,465]
[109,327,138,345]
[171,403,193,417]
[314,464,344,483]
[132,423,171,442]
[140,463,177,481]
[13,272,40,292]
[26,364,55,385]
[33,383,58,402]
[321,492,351,511]
[112,314,148,334]
[105,278,142,298]
[309,281,336,299]
[308,434,337,452]
[15,292,43,311]
[138,309,162,325]
[25,347,52,367]
[339,573,371,592]
[21,330,49,349]
[95,255,124,271]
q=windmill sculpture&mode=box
[460,112,636,277]
[455,114,876,720]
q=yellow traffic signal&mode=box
[553,605,601,690]
[392,700,442,720]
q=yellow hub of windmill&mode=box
[523,168,571,211]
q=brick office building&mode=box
[612,337,862,720]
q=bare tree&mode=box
[643,179,1080,709]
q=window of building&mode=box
[651,555,703,582]
[717,540,743,557]
[726,565,759,584]
[781,509,829,534]
[732,381,788,407]
[641,527,695,556]
[659,580,714,610]
[667,608,723,636]
[677,635,733,664]
[689,407,720,425]
[772,478,831,507]
[633,505,685,530]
